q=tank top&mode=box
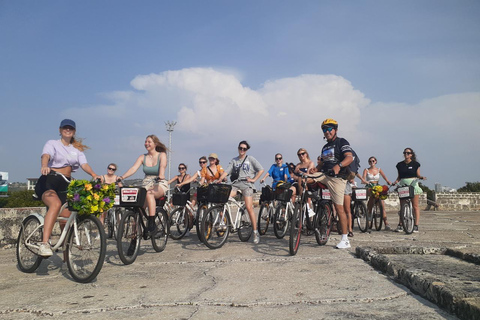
[366,169,380,182]
[143,154,161,176]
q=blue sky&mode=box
[1,0,479,189]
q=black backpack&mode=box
[347,149,361,174]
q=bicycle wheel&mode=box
[152,208,169,252]
[355,201,368,233]
[195,204,208,241]
[257,203,272,235]
[401,201,415,234]
[66,215,106,283]
[238,205,253,242]
[104,209,113,239]
[201,205,230,249]
[112,207,123,240]
[273,204,289,239]
[373,200,383,231]
[16,215,43,273]
[117,209,141,265]
[315,202,332,246]
[169,206,189,240]
[289,203,303,256]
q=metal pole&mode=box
[165,121,176,201]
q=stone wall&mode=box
[434,192,480,211]
[0,207,46,246]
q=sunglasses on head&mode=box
[297,152,306,156]
[199,161,207,164]
[403,151,412,155]
[238,147,248,151]
[108,167,116,171]
[322,127,334,133]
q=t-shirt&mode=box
[225,155,264,187]
[201,165,224,183]
[396,161,420,179]
[42,140,87,172]
[267,163,291,188]
[320,137,352,178]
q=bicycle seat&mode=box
[156,196,166,207]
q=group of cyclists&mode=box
[34,117,426,257]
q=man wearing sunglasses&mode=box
[311,118,354,249]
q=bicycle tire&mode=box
[289,203,302,256]
[373,200,383,231]
[152,208,169,252]
[195,204,208,242]
[315,202,332,246]
[201,205,230,249]
[104,209,113,239]
[355,201,368,233]
[117,209,141,265]
[238,205,253,242]
[112,207,123,240]
[66,215,106,283]
[401,201,415,234]
[169,207,189,240]
[273,204,289,239]
[16,215,43,273]
[257,203,271,235]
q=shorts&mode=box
[312,174,347,205]
[35,171,71,204]
[399,178,423,195]
[232,182,254,197]
[344,183,352,195]
[143,176,169,194]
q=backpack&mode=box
[347,149,361,174]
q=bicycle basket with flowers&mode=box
[371,185,389,200]
[67,180,116,216]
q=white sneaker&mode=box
[38,243,53,257]
[253,231,260,244]
[335,239,351,249]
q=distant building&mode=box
[435,183,442,193]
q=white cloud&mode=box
[60,68,479,189]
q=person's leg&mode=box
[42,190,63,243]
[244,195,257,231]
[344,194,352,234]
[412,195,420,226]
[381,200,390,228]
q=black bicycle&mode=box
[257,184,275,235]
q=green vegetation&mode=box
[419,183,434,200]
[458,182,480,193]
[0,190,44,208]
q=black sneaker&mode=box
[127,239,137,256]
[413,225,419,233]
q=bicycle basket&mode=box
[275,188,293,202]
[352,188,367,201]
[397,186,415,199]
[120,187,147,207]
[197,185,209,203]
[260,185,274,202]
[172,192,189,206]
[207,184,232,203]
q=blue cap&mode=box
[60,119,76,129]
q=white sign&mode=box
[0,172,8,192]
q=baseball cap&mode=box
[60,119,76,129]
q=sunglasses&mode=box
[322,127,334,133]
[368,160,376,163]
[275,157,282,160]
[108,167,116,171]
[297,152,306,156]
[403,152,412,155]
[199,161,207,164]
[178,167,186,170]
[238,147,248,151]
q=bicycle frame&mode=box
[219,196,246,231]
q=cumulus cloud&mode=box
[62,67,479,188]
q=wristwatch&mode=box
[338,162,343,168]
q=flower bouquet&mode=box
[371,185,389,200]
[67,180,116,216]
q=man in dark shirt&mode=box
[312,119,353,249]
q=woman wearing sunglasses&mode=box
[294,148,316,218]
[99,163,121,226]
[260,153,296,201]
[362,156,392,230]
[218,140,264,244]
[177,156,208,208]
[392,148,427,233]
[200,153,224,185]
[168,163,191,193]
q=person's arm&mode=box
[179,171,198,186]
[167,176,178,185]
[81,163,99,180]
[260,172,270,184]
[416,168,426,180]
[357,173,367,185]
[333,152,353,175]
[218,160,233,182]
[158,153,167,180]
[41,154,51,176]
[379,168,392,185]
[119,155,143,180]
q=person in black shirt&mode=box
[393,148,426,233]
[312,119,354,249]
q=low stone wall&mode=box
[434,192,480,211]
[0,207,46,246]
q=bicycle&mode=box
[169,187,196,240]
[312,181,336,246]
[200,181,253,249]
[16,173,107,283]
[273,183,295,239]
[257,183,275,235]
[350,188,369,233]
[394,179,419,234]
[116,179,170,265]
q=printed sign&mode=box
[114,194,120,206]
[354,188,367,200]
[398,186,413,199]
[0,172,8,193]
[121,188,140,202]
[321,188,331,200]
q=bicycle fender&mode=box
[23,213,45,225]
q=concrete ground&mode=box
[0,210,478,320]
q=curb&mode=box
[356,246,480,320]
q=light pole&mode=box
[165,121,176,200]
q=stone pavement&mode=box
[0,210,479,320]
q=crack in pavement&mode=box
[0,292,410,316]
